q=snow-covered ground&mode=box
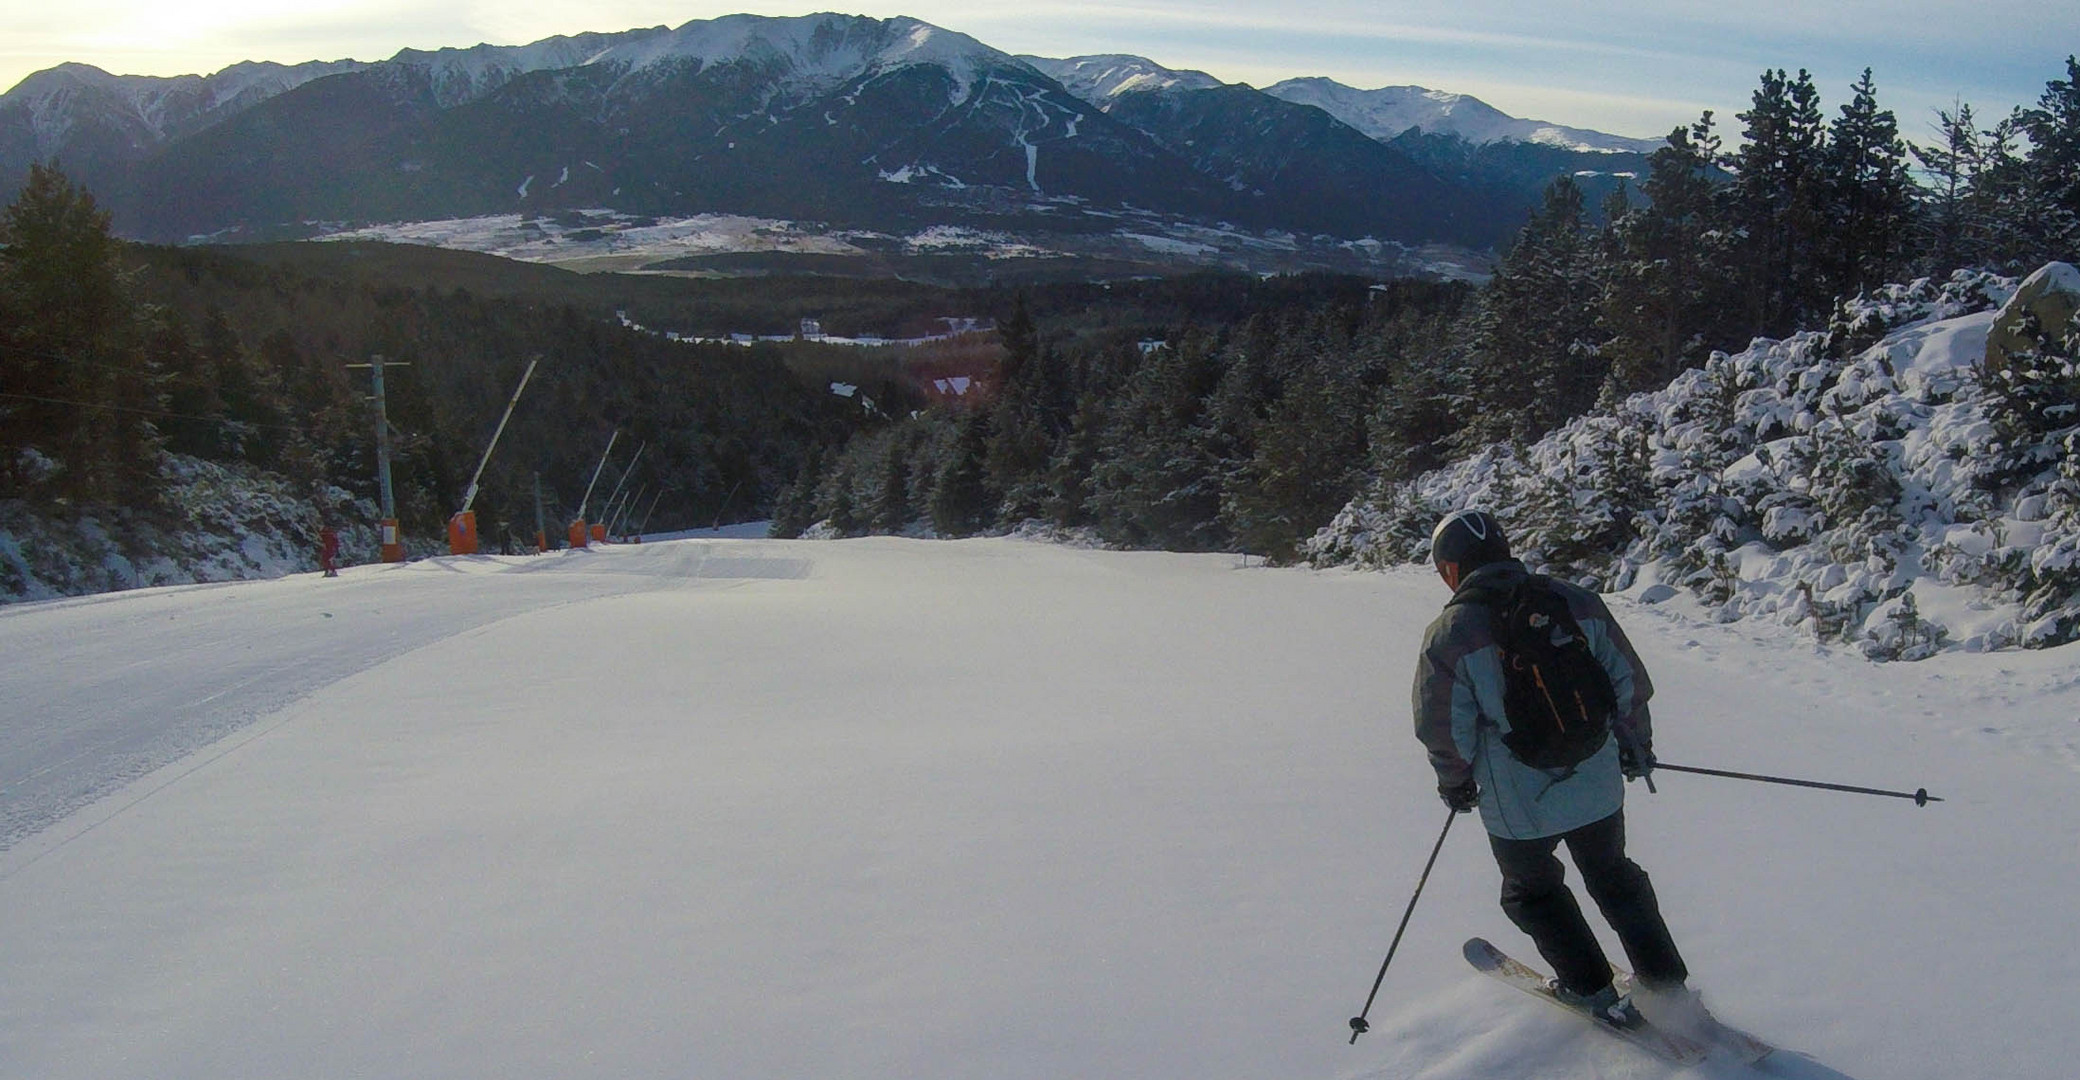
[316,212,874,273]
[314,208,1489,281]
[1,537,2073,1079]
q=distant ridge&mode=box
[1,13,1661,266]
[1262,77,1665,154]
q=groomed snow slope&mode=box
[0,537,2074,1079]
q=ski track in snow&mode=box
[0,539,2074,1080]
[0,545,792,854]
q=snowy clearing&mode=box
[0,537,2073,1079]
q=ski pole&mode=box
[1653,762,1942,806]
[1349,808,1459,1044]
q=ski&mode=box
[1463,937,1709,1066]
[1613,970,1777,1065]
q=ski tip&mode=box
[1462,937,1501,966]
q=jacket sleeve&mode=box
[1578,591,1655,748]
[1412,619,1477,787]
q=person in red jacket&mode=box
[319,524,340,577]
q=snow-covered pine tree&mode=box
[1911,101,1983,277]
[768,446,823,538]
[2018,56,2080,263]
[1220,356,1366,563]
[1459,175,1606,447]
[869,431,913,535]
[1977,305,2080,491]
[929,410,994,537]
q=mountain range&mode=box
[0,12,1665,270]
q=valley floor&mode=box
[0,537,2072,1078]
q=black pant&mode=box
[1488,809,1688,996]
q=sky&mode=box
[2,1,2071,140]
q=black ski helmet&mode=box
[1429,509,1511,573]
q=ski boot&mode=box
[1552,982,1646,1030]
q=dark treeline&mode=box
[773,279,1475,559]
[0,165,882,548]
[782,60,2080,559]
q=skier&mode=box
[1413,509,1686,1029]
[319,523,340,578]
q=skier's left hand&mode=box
[1619,741,1656,780]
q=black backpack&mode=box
[1450,575,1617,770]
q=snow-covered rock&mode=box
[1310,266,2080,656]
[0,456,387,604]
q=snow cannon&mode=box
[447,357,536,559]
[447,511,479,556]
[569,519,589,549]
[591,523,608,544]
[379,518,405,563]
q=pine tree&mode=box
[1220,360,1366,562]
[1087,336,1226,549]
[1912,101,1981,275]
[869,431,913,534]
[2018,56,2080,262]
[1822,70,1916,301]
[1966,112,2035,270]
[1460,175,1606,446]
[929,410,994,537]
[1977,306,2080,491]
[1603,113,1737,394]
[768,445,824,538]
[1041,393,1105,528]
[0,164,164,504]
[1730,69,1831,337]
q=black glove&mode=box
[1439,778,1479,812]
[1619,741,1656,781]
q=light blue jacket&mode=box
[1412,560,1655,840]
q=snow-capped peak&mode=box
[1,58,367,154]
[1018,54,1224,108]
[386,14,1015,109]
[1263,77,1664,154]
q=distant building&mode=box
[800,318,825,340]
